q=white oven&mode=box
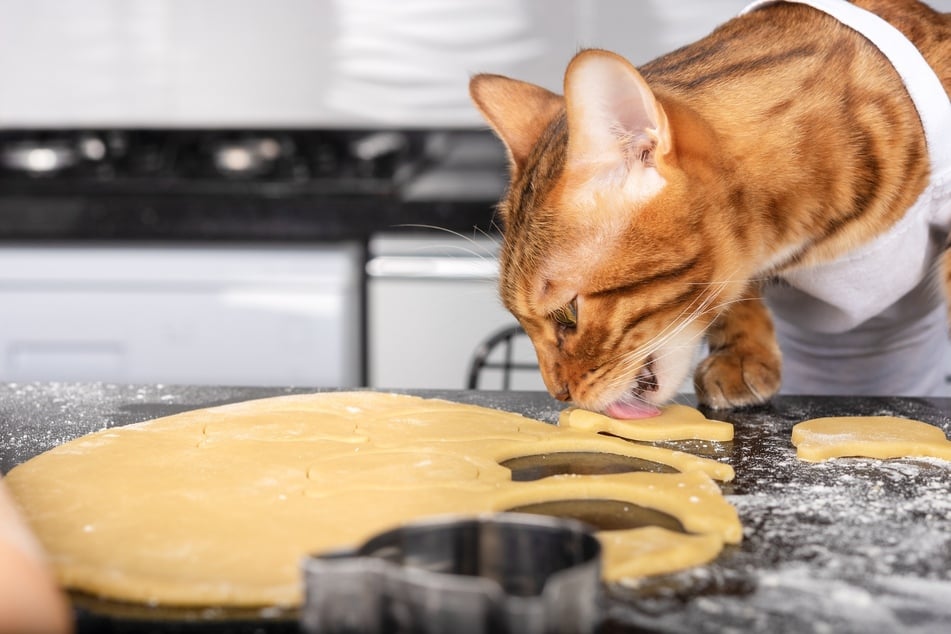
[367,233,546,391]
[0,244,362,386]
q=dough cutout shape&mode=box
[599,526,724,581]
[791,415,951,462]
[561,404,734,442]
[6,392,739,608]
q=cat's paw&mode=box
[693,349,781,409]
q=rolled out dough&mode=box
[791,416,951,462]
[6,392,739,607]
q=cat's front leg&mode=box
[694,287,782,409]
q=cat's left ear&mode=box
[469,74,563,174]
[564,49,672,172]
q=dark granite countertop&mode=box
[2,383,950,633]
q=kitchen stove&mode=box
[0,129,427,196]
[0,128,502,245]
[0,128,507,387]
[0,129,435,386]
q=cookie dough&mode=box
[599,526,725,581]
[791,416,951,462]
[6,392,739,607]
[560,404,734,442]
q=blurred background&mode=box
[0,0,947,393]
[0,0,755,127]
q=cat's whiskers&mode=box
[601,279,727,401]
[476,222,504,246]
[646,277,763,364]
[390,223,500,261]
[642,285,778,390]
[600,268,759,403]
[627,277,729,357]
[631,293,751,379]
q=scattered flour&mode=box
[3,387,950,633]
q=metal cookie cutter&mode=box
[301,513,603,634]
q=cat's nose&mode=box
[553,385,572,402]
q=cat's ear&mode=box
[469,74,563,173]
[564,49,671,172]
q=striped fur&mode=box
[470,0,951,413]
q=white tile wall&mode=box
[4,0,948,128]
[3,0,949,128]
[0,0,773,128]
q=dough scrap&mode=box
[791,416,951,462]
[6,392,740,607]
[599,526,724,581]
[560,404,734,442]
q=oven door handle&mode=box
[365,256,498,281]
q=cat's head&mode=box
[470,49,748,418]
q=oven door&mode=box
[0,244,362,386]
[367,234,544,391]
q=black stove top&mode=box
[0,129,428,197]
[0,129,504,242]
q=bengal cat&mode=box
[469,0,951,418]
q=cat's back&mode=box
[630,0,950,280]
[641,0,950,99]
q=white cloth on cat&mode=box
[772,283,951,397]
[742,0,951,395]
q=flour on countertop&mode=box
[2,386,950,633]
[604,397,951,634]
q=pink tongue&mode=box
[604,400,662,420]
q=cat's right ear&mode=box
[469,74,563,174]
[563,49,672,173]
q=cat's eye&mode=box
[550,299,578,329]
